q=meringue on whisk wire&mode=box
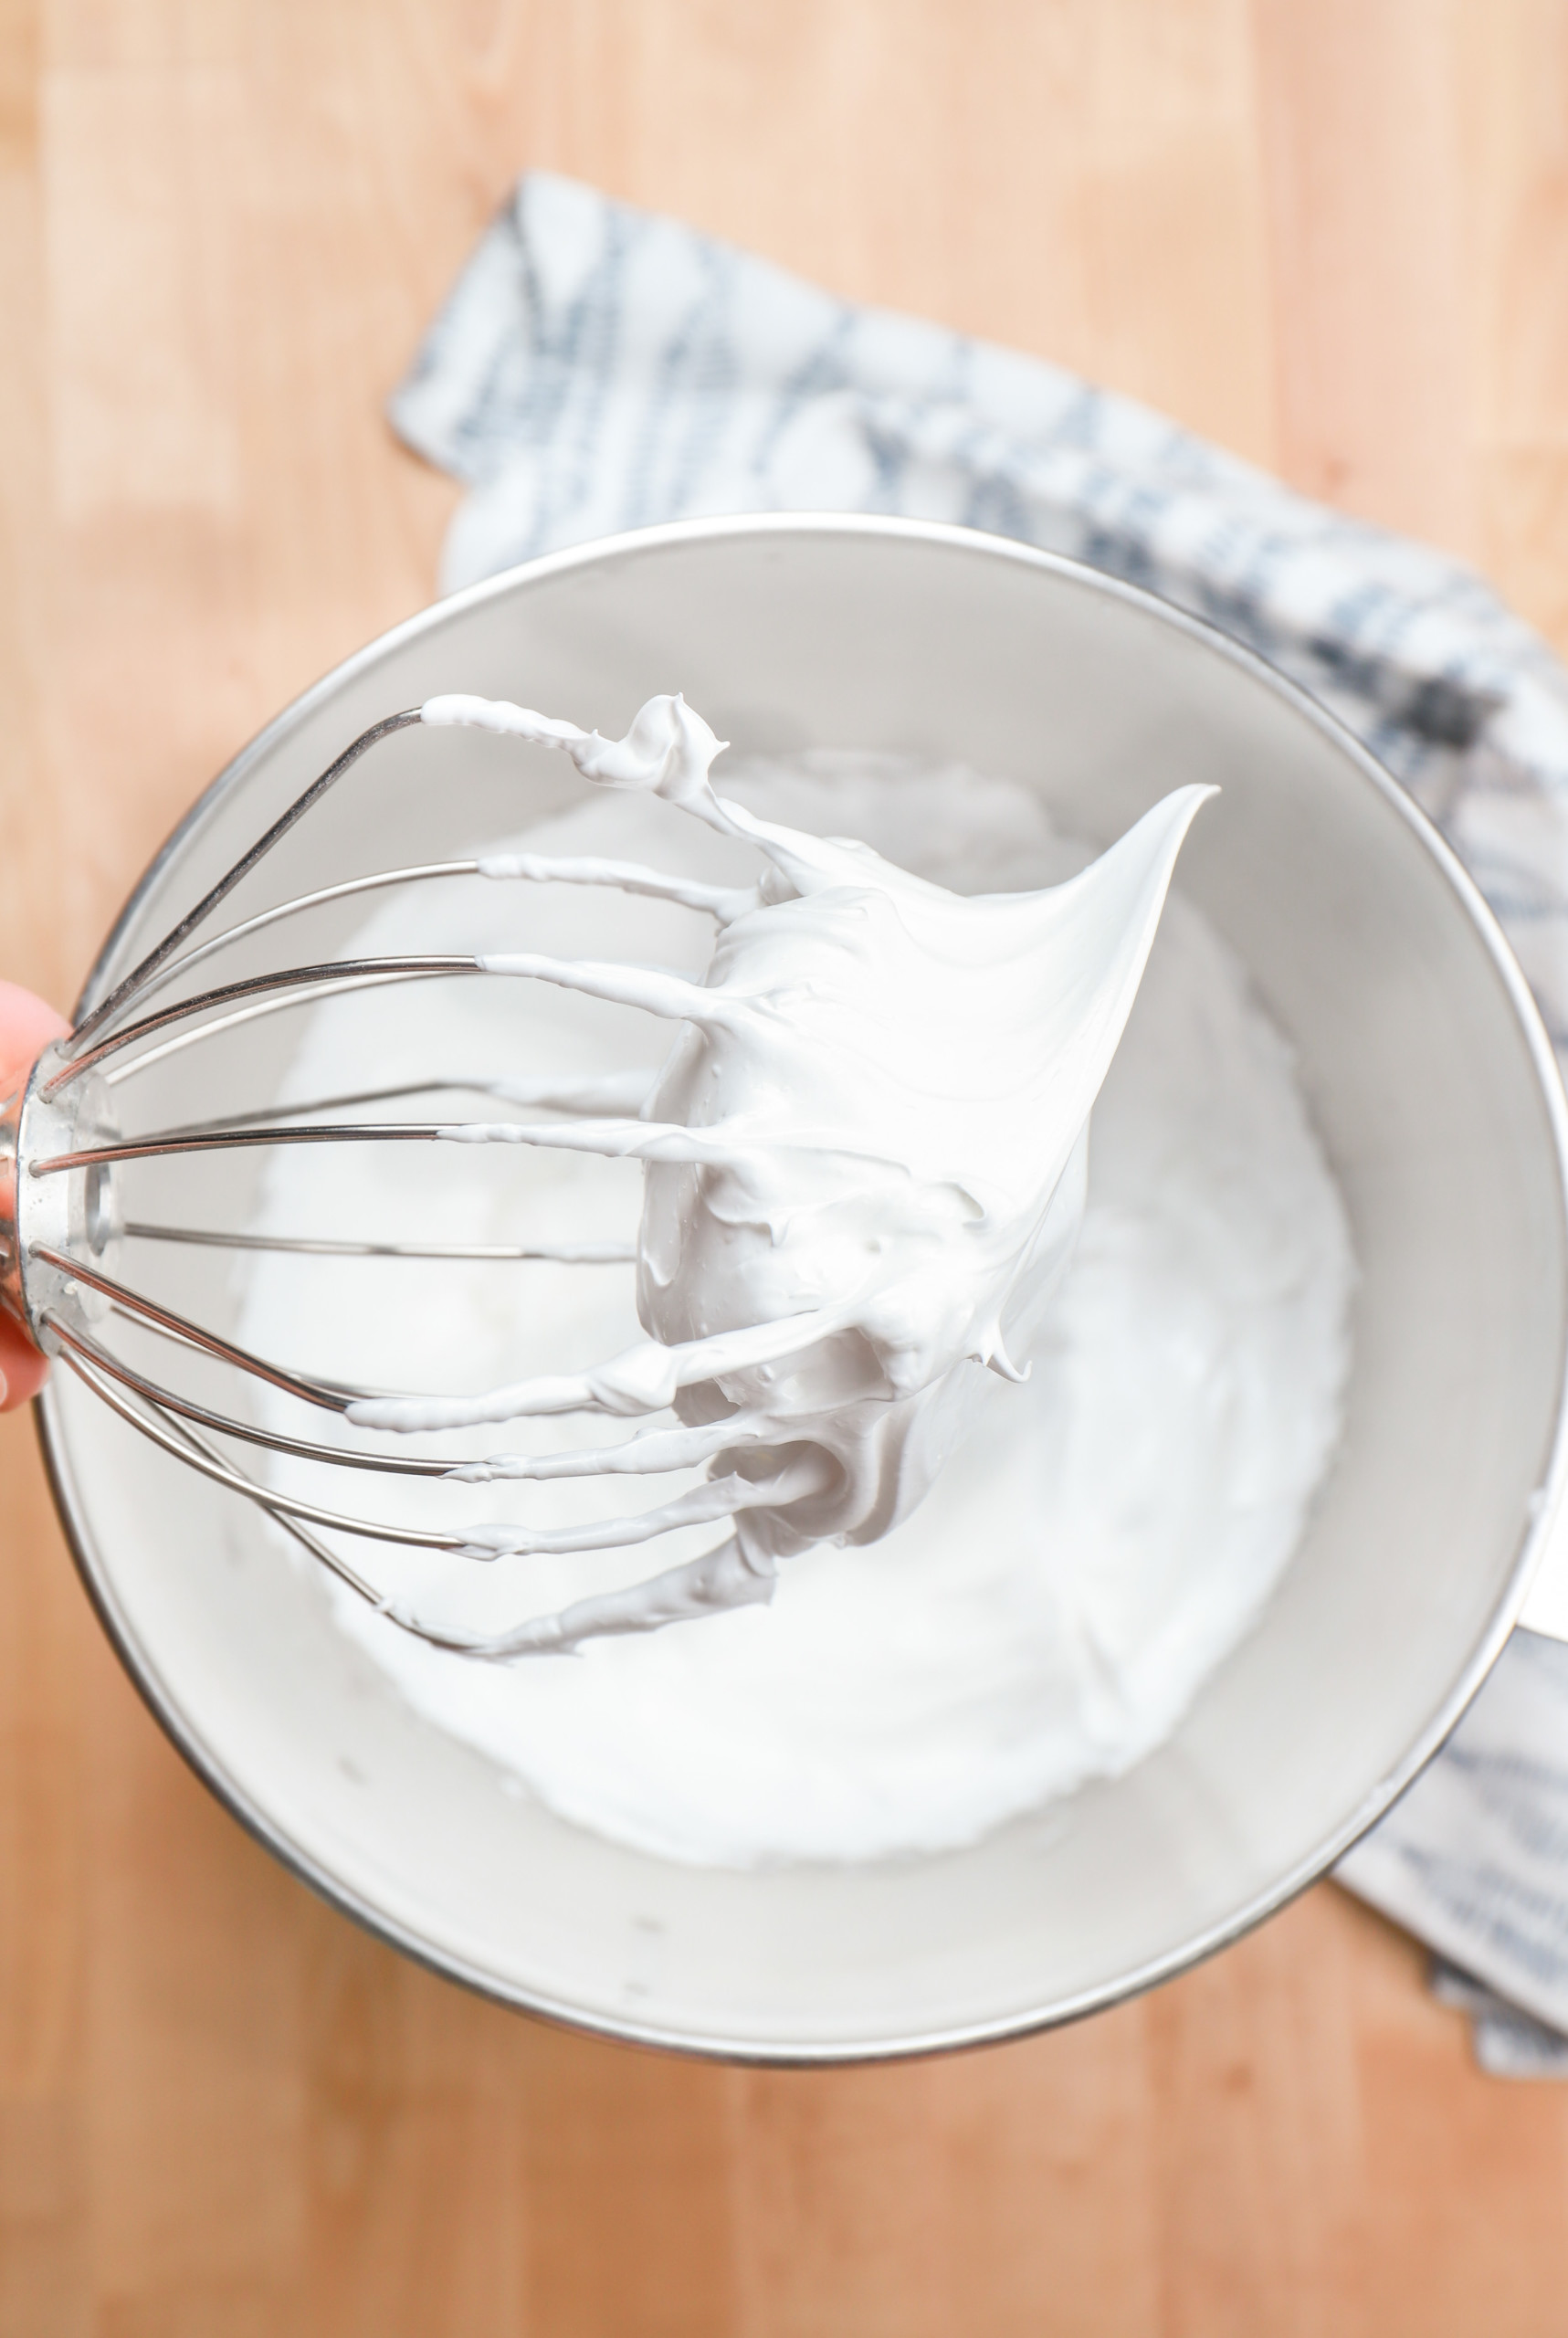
[0,690,1209,1659]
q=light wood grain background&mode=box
[5,3,1568,2332]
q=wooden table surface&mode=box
[5,3,1568,2331]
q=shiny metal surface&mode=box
[36,514,1568,2061]
[0,1070,29,1337]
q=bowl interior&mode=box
[40,520,1568,2057]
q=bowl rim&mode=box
[37,510,1568,2064]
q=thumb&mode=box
[0,984,71,1411]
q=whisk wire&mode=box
[34,1245,360,1410]
[122,1224,637,1264]
[47,1315,466,1476]
[53,1337,513,1553]
[64,708,425,1058]
[47,955,483,1097]
[114,1374,760,1661]
[53,1324,812,1566]
[107,848,740,1031]
[21,690,818,1656]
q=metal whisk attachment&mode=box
[0,699,830,1659]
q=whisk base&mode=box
[9,1047,123,1349]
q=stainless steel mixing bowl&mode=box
[38,515,1568,2060]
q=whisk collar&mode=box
[2,1044,122,1353]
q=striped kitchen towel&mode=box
[392,171,1568,2069]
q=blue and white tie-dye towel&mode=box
[392,170,1568,2067]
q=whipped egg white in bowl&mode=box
[39,517,1568,2060]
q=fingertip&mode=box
[0,985,65,1405]
[0,1316,47,1410]
[0,982,68,1088]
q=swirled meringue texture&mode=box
[369,694,1211,1615]
[636,702,1213,1572]
[240,753,1353,1863]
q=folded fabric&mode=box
[1339,1632,1568,2040]
[1430,1954,1568,2080]
[392,172,1568,2063]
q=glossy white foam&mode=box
[237,755,1352,1866]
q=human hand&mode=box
[0,983,70,1410]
